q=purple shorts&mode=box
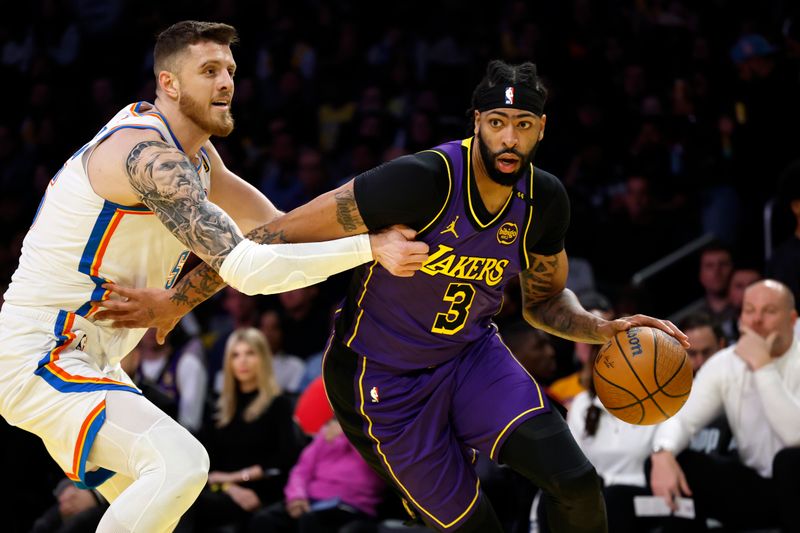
[323,329,551,530]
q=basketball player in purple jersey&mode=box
[103,60,689,532]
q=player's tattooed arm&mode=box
[125,140,243,270]
[168,224,289,310]
[520,250,606,343]
[333,187,364,232]
[166,179,369,312]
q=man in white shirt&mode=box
[649,279,800,531]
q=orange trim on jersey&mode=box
[38,312,137,389]
[82,207,152,317]
[66,400,106,482]
[89,207,154,279]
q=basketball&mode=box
[593,326,692,425]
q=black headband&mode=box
[475,84,545,116]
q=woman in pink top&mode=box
[248,418,385,532]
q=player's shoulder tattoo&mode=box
[334,187,364,233]
[124,140,241,270]
[520,253,560,303]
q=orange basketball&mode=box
[592,326,692,425]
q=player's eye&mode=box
[489,118,503,128]
[517,121,532,129]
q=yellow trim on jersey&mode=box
[522,163,535,270]
[417,150,453,235]
[489,330,546,460]
[346,261,378,347]
[462,137,514,229]
[357,356,481,529]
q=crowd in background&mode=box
[2,0,800,531]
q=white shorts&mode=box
[0,304,141,488]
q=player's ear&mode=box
[473,110,480,135]
[158,71,180,99]
[538,114,547,141]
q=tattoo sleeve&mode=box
[165,179,363,313]
[520,252,605,343]
[125,141,242,270]
[168,222,290,311]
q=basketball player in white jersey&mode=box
[0,21,427,533]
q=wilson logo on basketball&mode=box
[627,328,643,356]
[496,222,518,245]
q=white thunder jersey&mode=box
[4,102,210,365]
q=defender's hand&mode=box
[369,225,429,277]
[92,283,183,344]
[597,314,689,348]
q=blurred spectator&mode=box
[133,328,207,433]
[278,286,332,360]
[677,313,735,461]
[671,241,735,339]
[680,313,727,374]
[594,174,677,287]
[260,309,306,394]
[501,321,557,383]
[208,287,261,395]
[649,280,800,531]
[259,128,300,212]
[178,328,302,533]
[722,266,762,340]
[565,352,661,533]
[120,340,178,421]
[293,146,334,209]
[30,478,107,533]
[564,311,730,532]
[247,418,385,533]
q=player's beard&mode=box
[476,129,534,187]
[179,91,234,137]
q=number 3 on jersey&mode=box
[431,282,476,335]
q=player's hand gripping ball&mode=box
[593,326,693,425]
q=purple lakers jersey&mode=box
[336,138,537,370]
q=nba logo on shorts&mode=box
[505,87,515,105]
[370,386,380,403]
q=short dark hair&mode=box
[700,239,733,261]
[153,20,238,75]
[678,312,724,343]
[467,60,548,127]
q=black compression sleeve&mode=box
[353,151,449,232]
[525,168,571,256]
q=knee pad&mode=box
[130,417,209,497]
[551,465,603,503]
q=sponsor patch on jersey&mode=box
[496,222,518,245]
